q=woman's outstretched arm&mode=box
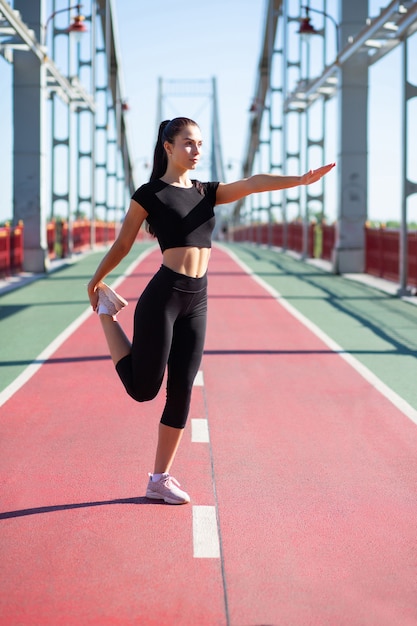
[215,163,336,205]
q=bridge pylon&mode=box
[156,77,226,184]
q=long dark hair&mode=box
[149,117,199,181]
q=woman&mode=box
[88,117,335,504]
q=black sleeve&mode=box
[202,181,220,207]
[131,184,146,206]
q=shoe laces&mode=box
[162,474,180,488]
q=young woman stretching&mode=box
[87,117,335,504]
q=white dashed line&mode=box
[191,418,210,443]
[192,506,220,558]
[193,370,204,386]
[191,375,219,559]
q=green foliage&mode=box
[367,220,417,230]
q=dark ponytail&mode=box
[149,120,170,182]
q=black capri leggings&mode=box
[115,265,208,429]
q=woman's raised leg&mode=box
[99,315,131,365]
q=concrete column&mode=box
[13,0,49,273]
[332,0,369,273]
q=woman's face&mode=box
[166,125,203,171]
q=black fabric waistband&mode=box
[158,264,208,292]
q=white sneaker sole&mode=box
[99,282,128,309]
[145,488,190,505]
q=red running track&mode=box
[1,246,417,625]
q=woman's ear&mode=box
[163,140,172,158]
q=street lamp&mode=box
[43,4,87,47]
[298,5,340,55]
[297,9,317,38]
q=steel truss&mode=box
[0,0,134,272]
[157,77,226,183]
[238,0,417,292]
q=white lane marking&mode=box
[221,244,417,426]
[0,245,157,408]
[191,418,210,443]
[0,307,93,408]
[192,506,220,558]
[193,370,204,386]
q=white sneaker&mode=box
[146,473,190,504]
[97,282,128,319]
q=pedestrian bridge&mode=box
[1,1,417,295]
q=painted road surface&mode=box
[1,246,417,625]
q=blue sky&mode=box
[0,0,415,224]
[113,0,267,185]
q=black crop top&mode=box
[131,179,219,252]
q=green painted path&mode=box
[0,243,154,393]
[1,241,416,412]
[225,243,417,411]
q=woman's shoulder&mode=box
[191,180,219,196]
[132,179,165,201]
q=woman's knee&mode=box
[116,356,164,403]
[160,414,186,429]
[126,381,161,403]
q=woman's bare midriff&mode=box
[162,247,211,278]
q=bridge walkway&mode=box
[1,242,416,625]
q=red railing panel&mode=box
[408,232,417,288]
[10,223,24,272]
[272,223,283,248]
[366,228,398,282]
[321,224,336,261]
[0,225,11,276]
[287,222,303,253]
